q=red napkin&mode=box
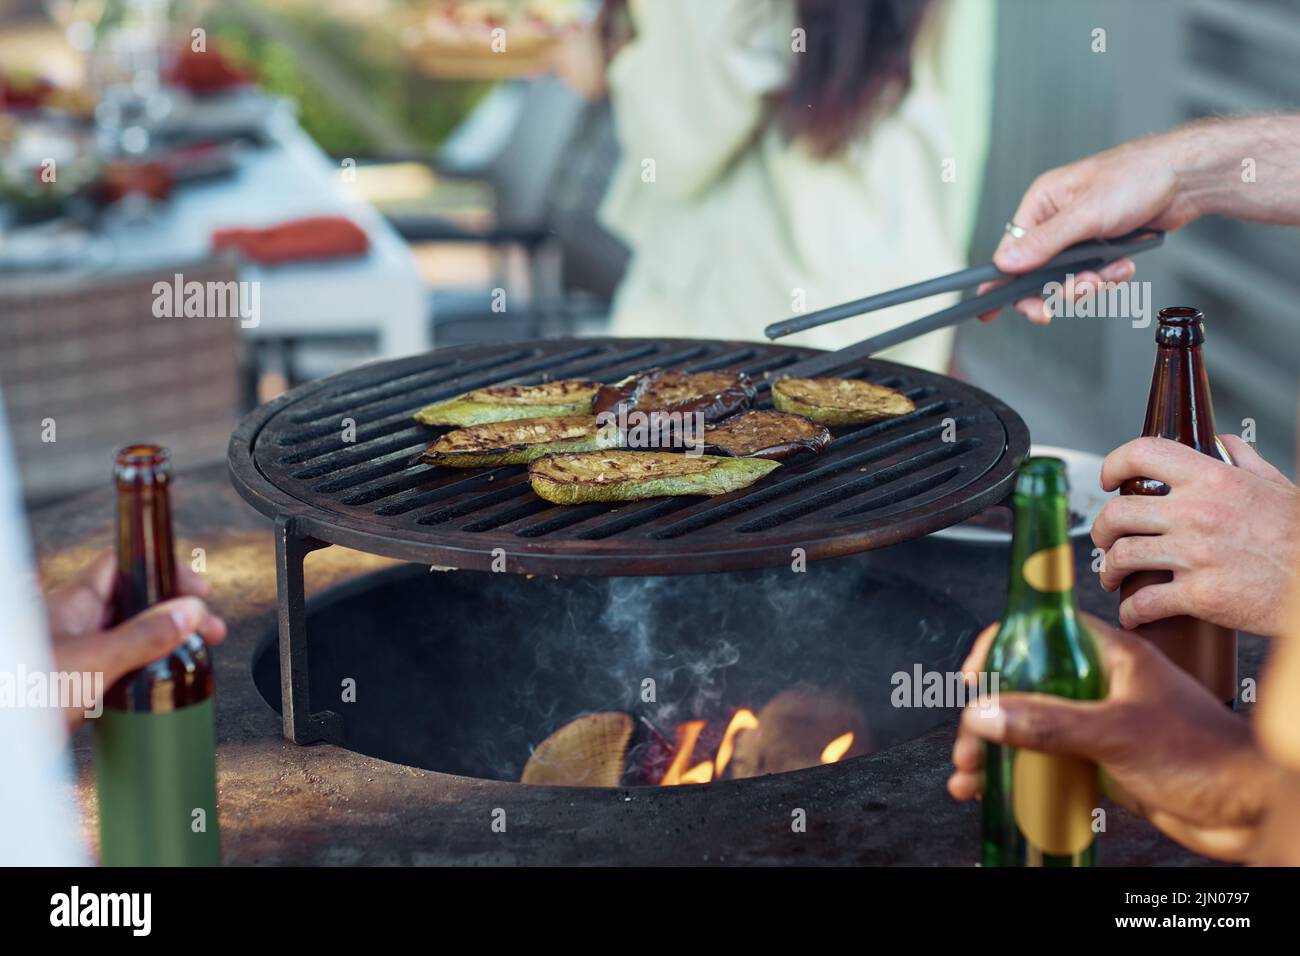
[212,216,370,265]
[0,72,53,110]
[166,44,254,94]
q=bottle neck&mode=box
[1140,342,1220,454]
[1003,491,1079,619]
[112,474,178,624]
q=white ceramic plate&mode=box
[930,444,1110,544]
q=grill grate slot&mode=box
[278,408,426,451]
[373,468,513,516]
[815,398,960,447]
[416,477,532,525]
[835,465,965,518]
[514,502,614,538]
[650,429,977,541]
[289,430,427,480]
[679,348,758,371]
[573,497,702,540]
[528,343,711,385]
[738,352,804,378]
[734,444,979,533]
[646,419,979,540]
[340,466,447,507]
[292,345,604,432]
[307,445,426,492]
[287,350,529,424]
[461,498,555,533]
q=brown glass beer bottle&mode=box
[1120,307,1237,705]
[94,444,221,865]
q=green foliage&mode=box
[204,5,490,156]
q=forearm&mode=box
[1173,113,1300,225]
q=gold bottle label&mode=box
[1022,544,1074,593]
[1215,436,1234,466]
[1012,750,1098,857]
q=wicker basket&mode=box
[0,259,242,504]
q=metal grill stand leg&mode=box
[275,516,343,745]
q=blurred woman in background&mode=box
[557,0,994,371]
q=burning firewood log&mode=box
[729,686,870,778]
[520,712,633,787]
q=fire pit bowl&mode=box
[230,337,1027,745]
[250,558,980,785]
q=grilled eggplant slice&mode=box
[413,379,600,426]
[593,369,755,422]
[420,416,606,468]
[700,410,831,460]
[591,370,658,416]
[771,376,915,425]
[593,368,757,450]
[529,451,779,504]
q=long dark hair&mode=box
[599,0,934,158]
[781,0,935,156]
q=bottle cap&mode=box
[1014,456,1070,498]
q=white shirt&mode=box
[600,0,995,372]
[0,398,86,865]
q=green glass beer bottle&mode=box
[981,457,1103,867]
[94,444,221,865]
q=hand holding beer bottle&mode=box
[45,552,226,732]
[1094,436,1299,640]
[951,612,1280,863]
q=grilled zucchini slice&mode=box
[529,451,780,504]
[420,416,607,468]
[414,379,600,426]
[700,410,831,460]
[771,377,915,425]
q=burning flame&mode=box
[658,708,852,785]
[714,708,758,777]
[680,761,714,784]
[819,731,854,764]
[659,720,707,786]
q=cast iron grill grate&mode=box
[229,338,1029,575]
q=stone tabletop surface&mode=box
[35,462,1258,866]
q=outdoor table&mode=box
[5,93,429,359]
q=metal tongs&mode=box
[766,228,1166,378]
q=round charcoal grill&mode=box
[228,338,1029,742]
[230,337,1029,575]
